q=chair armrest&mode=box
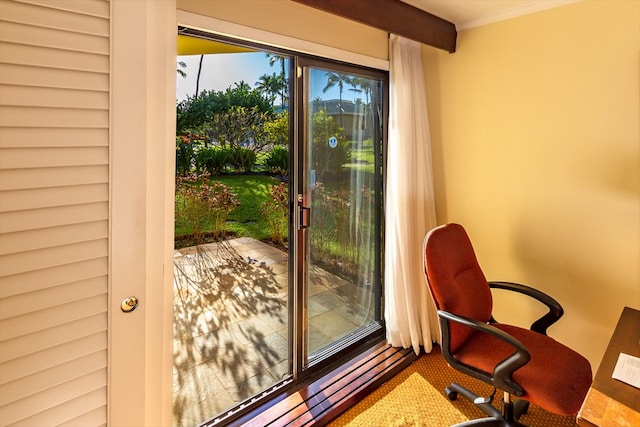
[488,281,564,335]
[438,310,530,397]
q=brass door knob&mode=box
[121,296,139,313]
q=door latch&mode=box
[299,206,310,229]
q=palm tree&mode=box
[350,77,372,130]
[266,53,288,109]
[194,54,204,97]
[255,73,280,107]
[177,60,187,78]
[322,72,354,126]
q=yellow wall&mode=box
[423,0,640,369]
[176,0,639,370]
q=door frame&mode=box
[109,7,390,425]
[109,1,176,425]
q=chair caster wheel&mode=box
[445,387,458,401]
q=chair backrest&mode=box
[423,223,493,352]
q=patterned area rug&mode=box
[329,349,578,427]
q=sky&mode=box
[176,53,270,101]
[176,52,358,103]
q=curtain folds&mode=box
[384,34,439,355]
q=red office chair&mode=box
[423,223,592,426]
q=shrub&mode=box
[261,182,288,245]
[195,146,229,176]
[263,146,289,175]
[228,146,257,173]
[309,183,372,267]
[176,137,194,176]
[175,172,239,242]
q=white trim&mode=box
[457,0,581,31]
[109,0,175,425]
[177,10,389,71]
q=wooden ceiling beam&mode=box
[292,0,457,53]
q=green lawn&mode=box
[175,174,280,244]
[216,174,280,239]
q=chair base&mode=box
[446,382,529,427]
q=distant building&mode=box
[310,99,373,140]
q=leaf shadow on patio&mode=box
[172,238,289,427]
[171,237,376,427]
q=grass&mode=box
[174,141,377,248]
[174,173,281,245]
[216,174,280,240]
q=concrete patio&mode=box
[172,237,375,427]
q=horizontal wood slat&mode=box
[61,405,107,427]
[0,63,109,91]
[0,127,108,148]
[215,342,417,427]
[16,0,110,19]
[0,84,108,110]
[0,106,108,128]
[0,147,108,169]
[0,331,106,385]
[0,184,108,212]
[0,258,107,299]
[0,202,108,233]
[0,350,106,406]
[0,127,108,149]
[1,369,106,426]
[0,146,108,170]
[0,42,109,73]
[1,293,107,341]
[13,387,107,426]
[0,238,107,277]
[0,20,109,54]
[0,1,109,35]
[0,313,107,363]
[0,275,105,320]
[0,166,108,192]
[0,220,108,255]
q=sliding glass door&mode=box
[175,29,386,426]
[299,62,385,366]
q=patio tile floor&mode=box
[172,237,373,427]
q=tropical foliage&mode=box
[175,58,371,256]
[176,81,272,137]
[194,146,228,175]
[261,182,289,246]
[175,172,239,243]
[310,108,350,178]
[262,145,289,176]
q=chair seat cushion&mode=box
[453,323,592,415]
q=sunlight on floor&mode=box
[172,238,374,426]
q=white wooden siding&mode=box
[0,0,110,425]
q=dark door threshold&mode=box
[229,341,417,426]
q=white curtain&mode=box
[384,34,439,355]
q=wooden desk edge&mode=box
[577,382,640,427]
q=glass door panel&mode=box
[302,66,384,362]
[173,34,293,426]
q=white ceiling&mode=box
[401,0,580,30]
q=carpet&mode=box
[328,349,578,427]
